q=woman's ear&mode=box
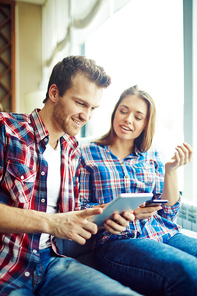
[48,84,59,103]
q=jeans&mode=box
[8,247,140,296]
[94,233,197,296]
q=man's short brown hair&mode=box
[43,55,111,103]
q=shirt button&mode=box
[33,249,37,254]
[41,171,45,176]
[25,271,30,277]
[41,198,45,203]
[21,176,24,180]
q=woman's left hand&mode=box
[165,142,193,172]
[103,211,135,234]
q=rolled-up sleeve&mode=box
[158,198,181,222]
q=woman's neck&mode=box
[109,139,134,160]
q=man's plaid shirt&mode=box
[0,109,80,295]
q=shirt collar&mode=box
[105,144,143,159]
[30,109,49,144]
[134,146,144,156]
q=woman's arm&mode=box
[110,143,193,225]
[161,142,193,206]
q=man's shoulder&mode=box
[0,112,33,142]
[0,112,30,126]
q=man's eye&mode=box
[77,102,84,106]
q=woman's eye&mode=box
[135,117,142,120]
[120,110,127,114]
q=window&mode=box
[84,0,184,190]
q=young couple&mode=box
[78,85,197,296]
[0,54,195,296]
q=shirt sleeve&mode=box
[158,197,181,222]
[78,161,99,209]
[0,118,14,206]
[0,117,5,182]
[73,158,81,211]
[151,148,165,199]
[152,148,181,221]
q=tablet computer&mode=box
[90,192,153,227]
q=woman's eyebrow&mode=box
[136,110,146,116]
[120,105,146,116]
[119,104,129,109]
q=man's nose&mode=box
[80,108,92,122]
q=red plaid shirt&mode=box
[0,109,80,295]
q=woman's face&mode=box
[113,95,148,144]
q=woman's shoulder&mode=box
[80,142,104,151]
[145,145,164,166]
[147,145,160,154]
[142,145,163,159]
[80,142,107,164]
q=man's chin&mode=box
[65,128,80,137]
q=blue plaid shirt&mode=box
[78,143,181,248]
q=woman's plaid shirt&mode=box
[78,143,181,248]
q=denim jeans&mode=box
[94,233,197,296]
[8,247,140,296]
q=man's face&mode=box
[52,74,103,136]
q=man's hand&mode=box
[46,207,103,245]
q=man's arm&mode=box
[0,203,103,245]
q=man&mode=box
[0,56,141,296]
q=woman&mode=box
[78,85,197,296]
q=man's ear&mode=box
[48,84,59,102]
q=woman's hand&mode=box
[133,202,162,220]
[93,203,134,234]
[103,211,135,235]
[165,142,193,173]
[162,142,193,206]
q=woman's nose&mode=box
[124,114,133,124]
